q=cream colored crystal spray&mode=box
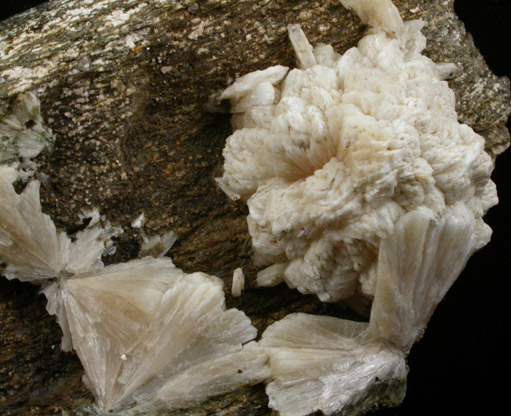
[217,0,497,414]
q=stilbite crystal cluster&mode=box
[217,1,496,305]
[0,95,269,413]
[0,164,269,413]
[0,92,55,179]
[259,204,482,415]
[217,0,500,414]
[61,257,268,412]
[260,314,406,416]
[0,161,120,351]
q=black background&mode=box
[1,1,510,415]
[393,2,511,415]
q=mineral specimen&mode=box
[0,162,269,413]
[0,91,269,413]
[1,0,508,414]
[260,204,482,415]
[0,92,55,179]
[217,0,500,414]
[60,257,268,413]
[217,2,496,305]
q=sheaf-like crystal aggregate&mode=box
[217,0,499,414]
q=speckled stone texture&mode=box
[0,0,509,415]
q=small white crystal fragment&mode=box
[140,230,176,258]
[339,0,404,36]
[0,92,56,178]
[131,212,146,228]
[66,208,120,275]
[231,267,245,297]
[436,62,459,80]
[130,212,176,257]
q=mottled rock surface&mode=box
[0,0,509,415]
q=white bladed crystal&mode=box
[261,313,406,416]
[60,257,268,412]
[0,92,56,179]
[368,203,481,351]
[0,165,70,282]
[0,165,118,283]
[288,24,317,69]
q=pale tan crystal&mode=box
[0,165,116,283]
[368,204,481,351]
[0,165,69,282]
[61,257,268,412]
[231,267,245,297]
[260,313,406,416]
[133,345,269,413]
